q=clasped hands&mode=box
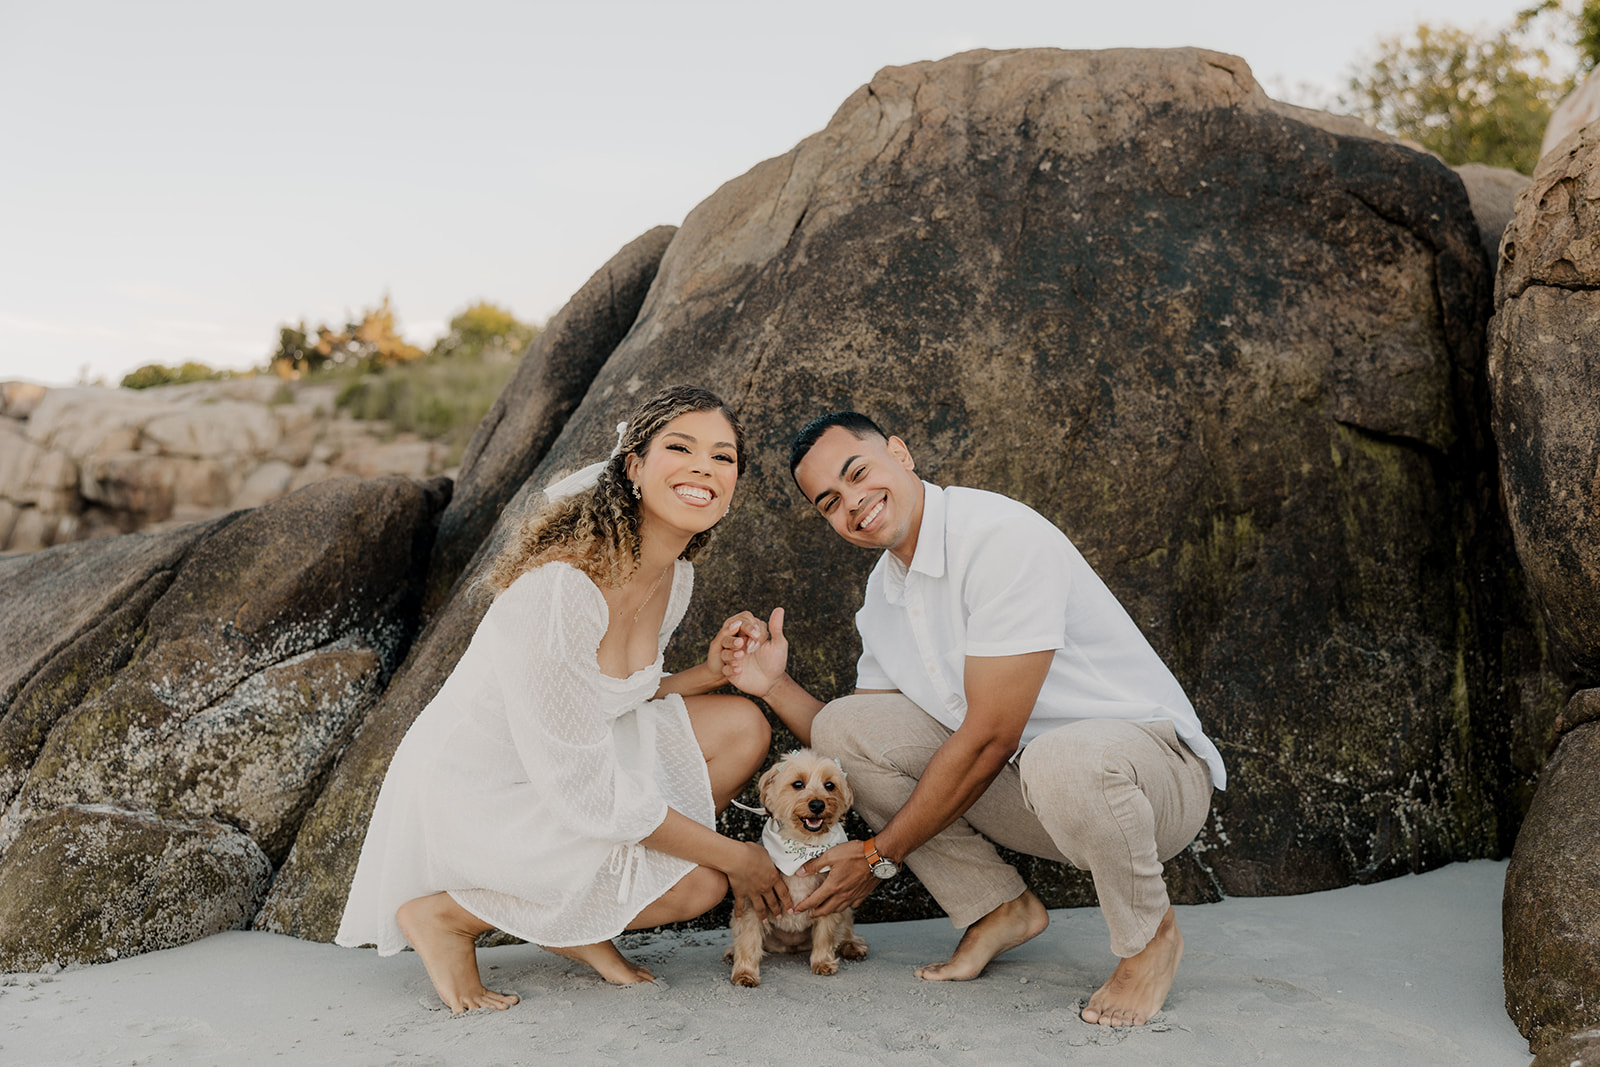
[703,607,790,697]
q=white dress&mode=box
[335,559,712,954]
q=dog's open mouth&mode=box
[800,815,826,834]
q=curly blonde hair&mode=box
[486,385,747,592]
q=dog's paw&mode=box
[731,969,761,987]
[810,956,840,976]
[839,937,869,960]
[721,947,734,964]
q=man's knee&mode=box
[810,696,872,758]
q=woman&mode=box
[336,385,787,1013]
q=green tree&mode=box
[121,361,229,390]
[428,300,537,362]
[329,300,537,463]
[1343,2,1584,174]
[1578,0,1600,69]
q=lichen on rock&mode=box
[0,804,272,971]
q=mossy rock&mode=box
[0,804,272,970]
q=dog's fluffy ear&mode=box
[829,760,854,810]
[757,761,786,815]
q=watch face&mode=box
[871,859,898,879]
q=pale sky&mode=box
[0,0,1539,387]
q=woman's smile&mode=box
[673,482,715,506]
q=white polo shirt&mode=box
[854,482,1226,790]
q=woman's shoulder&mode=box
[499,559,607,616]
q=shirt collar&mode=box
[883,481,946,602]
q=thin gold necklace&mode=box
[632,564,671,624]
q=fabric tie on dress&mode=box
[760,818,848,876]
[610,842,645,904]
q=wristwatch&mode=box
[863,836,899,879]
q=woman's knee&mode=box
[726,696,771,765]
[690,694,770,763]
[679,866,730,917]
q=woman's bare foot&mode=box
[542,941,657,984]
[1080,906,1184,1027]
[396,893,520,1015]
[914,890,1050,981]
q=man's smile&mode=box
[855,494,886,532]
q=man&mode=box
[719,411,1225,1027]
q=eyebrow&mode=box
[811,453,864,507]
[662,431,737,450]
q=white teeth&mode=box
[674,485,712,503]
[858,498,885,530]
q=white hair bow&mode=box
[542,421,629,502]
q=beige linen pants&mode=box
[812,693,1213,957]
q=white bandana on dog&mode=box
[760,817,849,875]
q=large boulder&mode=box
[1492,126,1600,675]
[0,804,272,971]
[1503,695,1600,1051]
[1478,121,1600,1053]
[262,46,1556,937]
[0,474,448,963]
[256,229,676,939]
[572,47,1546,899]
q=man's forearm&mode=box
[759,672,825,746]
[871,728,1015,864]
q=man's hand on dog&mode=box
[793,844,880,916]
[727,841,793,921]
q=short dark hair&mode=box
[788,411,889,478]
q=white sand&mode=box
[0,860,1527,1066]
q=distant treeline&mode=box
[121,298,539,465]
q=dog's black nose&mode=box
[808,799,826,815]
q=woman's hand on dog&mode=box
[713,608,791,698]
[726,841,793,921]
[793,844,880,916]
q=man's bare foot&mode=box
[915,890,1050,981]
[542,941,656,984]
[396,894,520,1015]
[1081,906,1184,1027]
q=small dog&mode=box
[727,748,869,986]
